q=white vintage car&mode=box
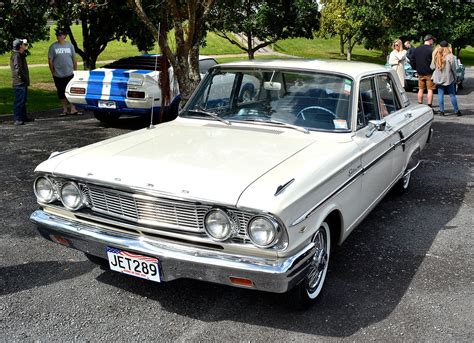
[31,60,433,308]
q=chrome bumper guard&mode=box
[30,210,315,293]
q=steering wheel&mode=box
[296,106,336,120]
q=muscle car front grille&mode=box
[82,184,251,239]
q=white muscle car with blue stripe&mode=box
[31,59,433,309]
[65,55,217,123]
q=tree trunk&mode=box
[247,32,254,60]
[340,35,345,56]
[347,37,352,61]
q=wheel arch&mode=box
[324,209,343,247]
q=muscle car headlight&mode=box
[59,182,84,210]
[33,176,57,203]
[248,216,280,247]
[204,209,237,241]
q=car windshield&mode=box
[183,68,353,131]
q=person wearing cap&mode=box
[431,40,462,116]
[410,34,436,108]
[48,28,80,116]
[10,38,34,126]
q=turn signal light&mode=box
[127,91,146,99]
[229,277,254,287]
[70,87,86,95]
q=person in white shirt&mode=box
[388,39,407,88]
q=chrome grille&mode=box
[83,184,251,239]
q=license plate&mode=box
[106,247,161,282]
[98,100,116,109]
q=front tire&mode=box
[93,111,121,124]
[287,222,331,310]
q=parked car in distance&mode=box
[65,55,217,123]
[31,59,434,309]
[385,59,465,93]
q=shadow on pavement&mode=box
[0,261,94,296]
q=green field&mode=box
[1,24,472,115]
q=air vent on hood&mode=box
[204,123,283,134]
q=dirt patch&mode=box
[32,82,56,91]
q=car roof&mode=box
[217,59,387,79]
[102,55,216,71]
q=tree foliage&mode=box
[51,0,156,70]
[0,0,50,54]
[208,0,320,59]
[318,0,363,60]
[127,0,215,103]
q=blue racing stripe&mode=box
[86,71,106,106]
[110,70,130,109]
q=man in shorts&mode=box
[410,34,436,109]
[48,28,80,116]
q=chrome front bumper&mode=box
[30,210,316,293]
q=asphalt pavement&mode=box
[0,69,473,341]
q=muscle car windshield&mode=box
[184,69,353,131]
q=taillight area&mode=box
[70,87,86,95]
[127,90,146,99]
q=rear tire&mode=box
[93,111,121,124]
[286,222,331,310]
[394,170,411,195]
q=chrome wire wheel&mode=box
[306,222,331,299]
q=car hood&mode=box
[37,119,319,206]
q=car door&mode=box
[376,73,419,181]
[352,76,399,213]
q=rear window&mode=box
[102,56,164,71]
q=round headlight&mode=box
[248,216,279,247]
[34,176,56,203]
[204,209,236,241]
[60,182,83,210]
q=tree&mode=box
[208,0,320,60]
[0,0,50,54]
[318,0,362,61]
[127,0,215,103]
[51,0,156,70]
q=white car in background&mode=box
[65,55,217,123]
[31,59,433,309]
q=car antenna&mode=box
[148,23,161,130]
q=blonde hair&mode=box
[433,46,451,70]
[393,39,403,50]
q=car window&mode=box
[199,59,218,74]
[184,69,353,132]
[376,74,401,117]
[358,77,378,129]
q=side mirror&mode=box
[366,119,387,137]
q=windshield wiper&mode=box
[187,108,231,126]
[239,118,309,134]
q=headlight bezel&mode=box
[247,215,282,248]
[59,181,84,211]
[204,208,238,242]
[33,176,58,204]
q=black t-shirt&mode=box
[410,44,433,76]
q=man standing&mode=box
[10,38,33,126]
[404,40,415,62]
[48,28,80,116]
[410,35,436,108]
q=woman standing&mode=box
[431,41,462,116]
[388,39,407,88]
